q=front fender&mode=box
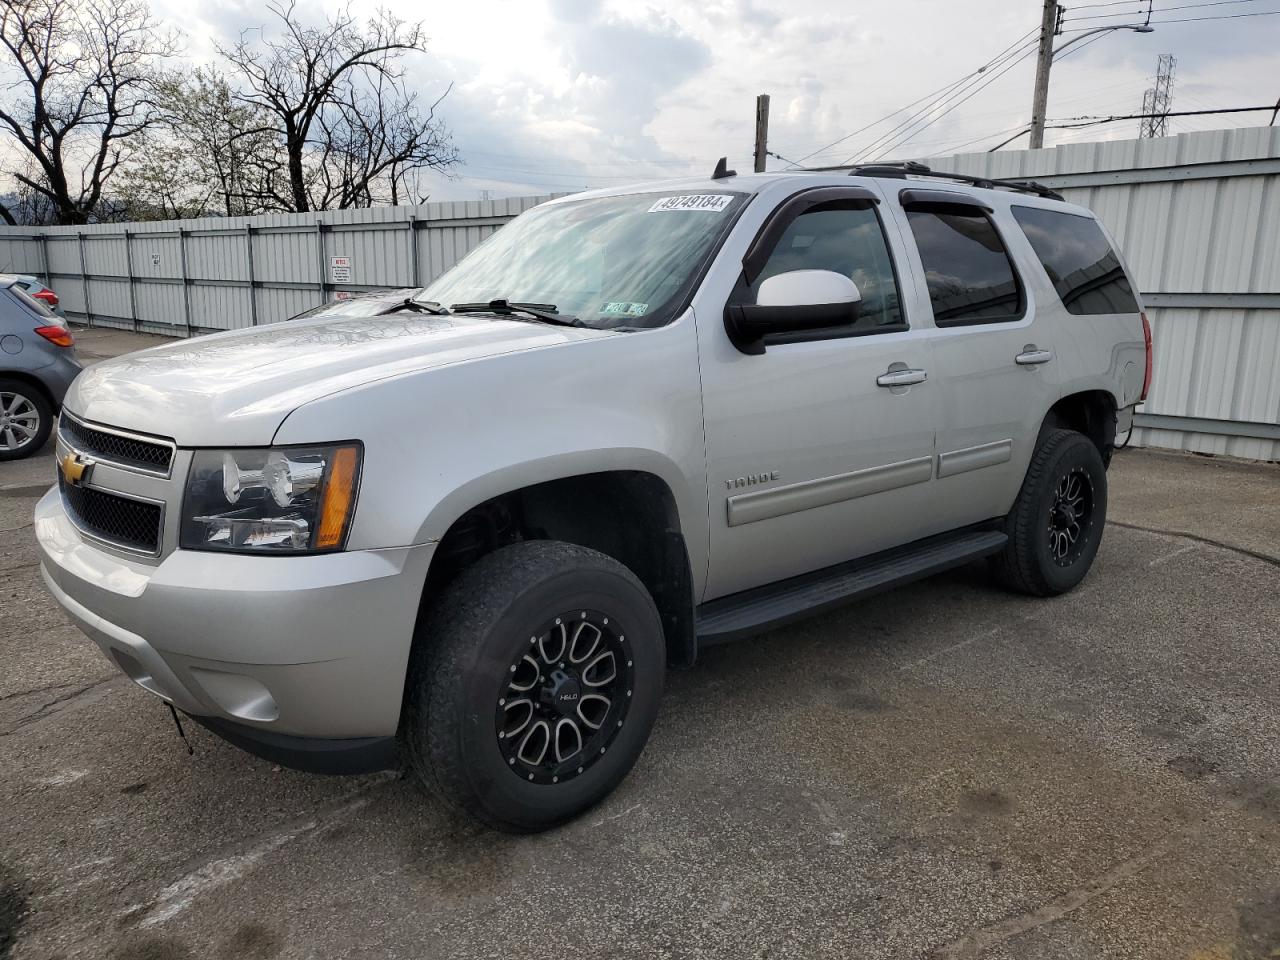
[409,447,695,545]
[273,317,710,596]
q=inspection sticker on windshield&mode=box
[648,194,733,213]
[603,301,649,317]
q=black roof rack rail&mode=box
[792,160,1065,202]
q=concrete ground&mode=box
[1,329,1277,959]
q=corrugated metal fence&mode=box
[926,126,1280,461]
[0,196,558,335]
[1,127,1277,459]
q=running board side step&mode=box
[695,529,1008,645]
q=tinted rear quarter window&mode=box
[905,208,1022,326]
[1011,205,1139,315]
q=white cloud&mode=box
[404,0,1276,198]
[24,0,1280,201]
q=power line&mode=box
[988,128,1033,151]
[1063,0,1272,20]
[793,26,1038,165]
[1143,0,1272,11]
[1060,8,1150,25]
[791,77,979,164]
[1147,8,1280,21]
[930,122,1035,155]
[1065,0,1147,10]
[845,39,1039,163]
[782,79,1140,161]
[1048,104,1278,126]
[791,75,981,165]
[882,0,1153,159]
[1062,2,1279,28]
[863,44,1040,161]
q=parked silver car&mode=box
[34,163,1151,830]
[0,275,81,460]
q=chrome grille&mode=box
[59,473,163,554]
[59,415,173,474]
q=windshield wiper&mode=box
[450,298,585,327]
[396,299,449,315]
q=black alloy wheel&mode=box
[1047,467,1096,567]
[497,610,634,785]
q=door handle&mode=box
[876,368,928,387]
[1015,348,1054,366]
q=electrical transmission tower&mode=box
[1139,54,1176,138]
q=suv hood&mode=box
[65,313,613,445]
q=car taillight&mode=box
[34,325,74,347]
[33,289,59,307]
[1139,311,1153,402]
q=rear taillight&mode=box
[34,325,74,347]
[32,288,59,307]
[1139,311,1153,402]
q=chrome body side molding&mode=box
[936,438,1013,480]
[726,456,934,527]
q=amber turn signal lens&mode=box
[316,445,360,549]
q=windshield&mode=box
[420,190,749,329]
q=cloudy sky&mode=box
[160,0,1280,200]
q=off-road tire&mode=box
[402,540,665,832]
[991,428,1108,597]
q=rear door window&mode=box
[905,208,1023,326]
[1011,205,1139,315]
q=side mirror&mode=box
[724,269,861,355]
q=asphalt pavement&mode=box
[1,328,1277,959]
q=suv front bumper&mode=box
[34,487,434,766]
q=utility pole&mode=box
[1029,0,1060,149]
[1139,54,1176,138]
[753,94,771,173]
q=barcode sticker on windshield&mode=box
[648,194,734,213]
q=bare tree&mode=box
[219,1,456,213]
[0,0,179,224]
[310,72,456,209]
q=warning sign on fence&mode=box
[330,256,352,284]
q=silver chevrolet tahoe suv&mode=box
[35,162,1152,832]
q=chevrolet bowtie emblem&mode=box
[60,452,94,487]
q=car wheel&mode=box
[991,428,1108,597]
[402,540,665,832]
[0,379,52,461]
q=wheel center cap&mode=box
[542,669,582,717]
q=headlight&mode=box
[181,443,362,554]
